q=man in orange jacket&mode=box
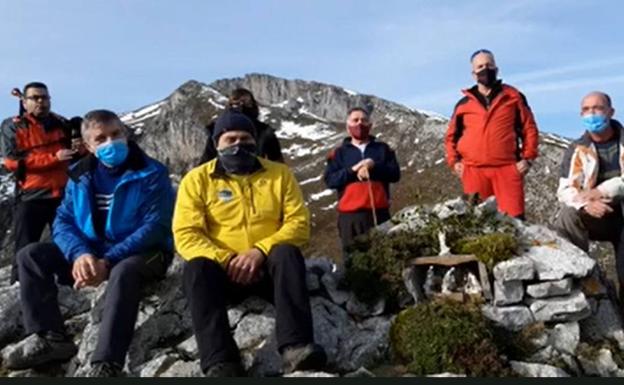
[444,49,539,219]
[0,82,77,283]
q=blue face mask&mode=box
[582,114,610,134]
[95,139,129,167]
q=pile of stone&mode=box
[389,197,624,377]
[0,257,391,377]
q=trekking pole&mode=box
[366,169,378,227]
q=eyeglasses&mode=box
[470,49,493,61]
[24,95,50,102]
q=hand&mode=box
[516,160,531,176]
[71,138,84,152]
[227,248,266,285]
[582,200,614,219]
[72,254,108,289]
[356,167,370,181]
[453,162,464,178]
[351,158,374,172]
[577,189,604,203]
[56,148,76,161]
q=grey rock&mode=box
[402,266,426,305]
[494,280,524,306]
[510,361,570,377]
[320,272,350,305]
[526,278,573,299]
[159,359,203,377]
[427,372,467,377]
[311,297,352,366]
[524,244,595,281]
[283,371,338,377]
[58,286,97,318]
[228,307,246,328]
[139,353,179,377]
[528,291,591,322]
[305,257,336,277]
[493,257,535,282]
[246,336,282,377]
[580,299,624,350]
[474,196,498,217]
[548,322,580,355]
[176,336,198,360]
[239,297,273,314]
[346,294,385,318]
[482,305,534,331]
[432,197,468,220]
[0,284,23,347]
[233,313,275,350]
[306,272,321,292]
[344,367,375,377]
[578,348,620,377]
[336,316,392,372]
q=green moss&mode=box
[389,299,509,376]
[453,233,518,269]
[345,203,517,306]
[345,229,437,306]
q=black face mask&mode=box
[217,143,258,174]
[476,67,498,87]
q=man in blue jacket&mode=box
[324,107,401,262]
[5,109,175,377]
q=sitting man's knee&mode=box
[183,257,223,276]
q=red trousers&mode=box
[461,163,525,218]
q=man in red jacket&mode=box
[0,82,77,283]
[444,49,539,219]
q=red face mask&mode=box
[347,123,371,140]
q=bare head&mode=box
[346,107,372,142]
[580,91,614,118]
[22,82,51,118]
[81,109,128,154]
[470,49,498,87]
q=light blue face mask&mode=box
[95,139,129,167]
[582,114,610,134]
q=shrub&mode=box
[389,299,509,376]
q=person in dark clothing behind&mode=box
[0,82,75,283]
[323,107,401,264]
[198,88,284,165]
[5,110,175,377]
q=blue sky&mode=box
[1,0,623,138]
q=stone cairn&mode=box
[390,197,624,377]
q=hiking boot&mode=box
[204,361,245,377]
[4,331,77,370]
[85,361,123,377]
[282,343,327,374]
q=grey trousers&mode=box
[553,205,624,290]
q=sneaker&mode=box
[85,361,123,377]
[204,361,245,377]
[282,343,327,374]
[4,331,77,370]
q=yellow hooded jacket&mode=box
[173,157,310,268]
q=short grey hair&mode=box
[81,109,125,138]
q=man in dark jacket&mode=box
[0,82,77,283]
[323,107,401,261]
[198,88,284,165]
[5,110,175,377]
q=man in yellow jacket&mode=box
[173,109,326,377]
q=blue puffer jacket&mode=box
[53,142,175,264]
